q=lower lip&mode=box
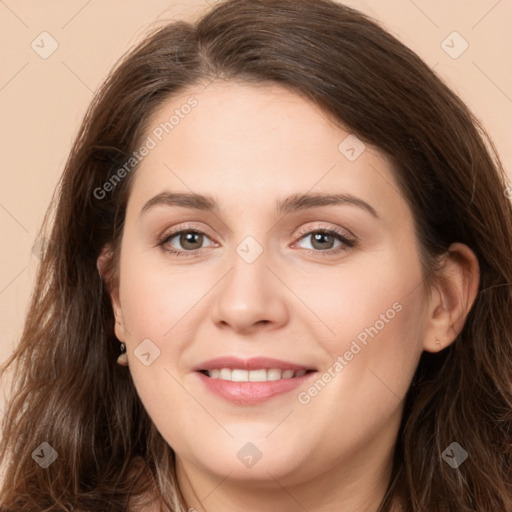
[195,371,316,405]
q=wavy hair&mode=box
[1,0,511,510]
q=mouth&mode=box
[193,357,318,404]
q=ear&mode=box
[422,242,480,353]
[97,245,127,343]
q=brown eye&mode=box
[158,227,217,257]
[308,232,337,250]
[295,228,355,254]
[175,231,204,250]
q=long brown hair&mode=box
[1,0,511,510]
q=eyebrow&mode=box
[139,191,379,219]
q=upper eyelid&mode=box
[295,223,355,239]
[160,223,217,242]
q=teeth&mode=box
[231,369,249,382]
[205,368,308,382]
[267,369,282,381]
[219,368,231,380]
[249,369,267,382]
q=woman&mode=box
[1,0,511,510]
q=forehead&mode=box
[127,80,406,221]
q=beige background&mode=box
[1,0,511,418]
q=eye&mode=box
[157,224,356,258]
[158,225,217,256]
[293,226,356,256]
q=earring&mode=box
[117,341,128,366]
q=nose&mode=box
[210,245,289,335]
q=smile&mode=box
[193,357,317,404]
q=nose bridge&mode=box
[225,234,273,306]
[211,231,288,331]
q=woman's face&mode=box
[110,80,432,492]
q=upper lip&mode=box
[193,356,316,372]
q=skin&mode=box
[98,80,479,512]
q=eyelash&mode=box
[157,224,356,258]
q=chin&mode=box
[181,434,311,484]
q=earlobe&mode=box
[423,242,480,353]
[117,342,129,366]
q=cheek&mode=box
[116,257,208,445]
[306,253,422,346]
[288,278,425,467]
[116,247,229,428]
[304,249,427,411]
[118,250,209,340]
